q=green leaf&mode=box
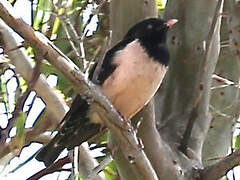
[51,17,62,40]
[157,0,165,10]
[8,0,16,5]
[16,112,27,139]
[18,77,28,93]
[104,161,118,180]
[50,7,66,40]
[33,0,53,30]
[26,46,35,57]
[234,135,240,150]
[0,73,10,112]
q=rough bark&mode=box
[156,0,223,174]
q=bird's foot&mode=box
[122,116,134,131]
[137,137,144,149]
[115,111,133,131]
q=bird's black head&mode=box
[124,18,178,66]
[124,18,177,43]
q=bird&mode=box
[36,18,178,167]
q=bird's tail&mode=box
[36,95,101,167]
[36,135,66,167]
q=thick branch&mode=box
[200,149,240,180]
[159,0,223,166]
[0,1,158,179]
[178,0,224,154]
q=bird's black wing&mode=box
[97,38,134,85]
[36,95,101,167]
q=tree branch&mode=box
[0,1,158,179]
[178,0,224,154]
[0,127,51,160]
[27,156,71,180]
[199,149,240,180]
[86,155,113,180]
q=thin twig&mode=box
[209,105,232,119]
[212,78,240,117]
[61,19,81,58]
[27,156,71,180]
[80,30,88,71]
[2,44,24,54]
[73,146,79,180]
[52,3,81,59]
[86,155,113,180]
[212,74,235,85]
[211,74,240,90]
[52,3,86,69]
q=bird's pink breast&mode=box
[102,40,167,119]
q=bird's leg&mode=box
[123,116,133,130]
[137,137,144,149]
[116,111,133,131]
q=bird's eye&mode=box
[147,24,153,29]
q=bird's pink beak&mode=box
[166,19,178,28]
